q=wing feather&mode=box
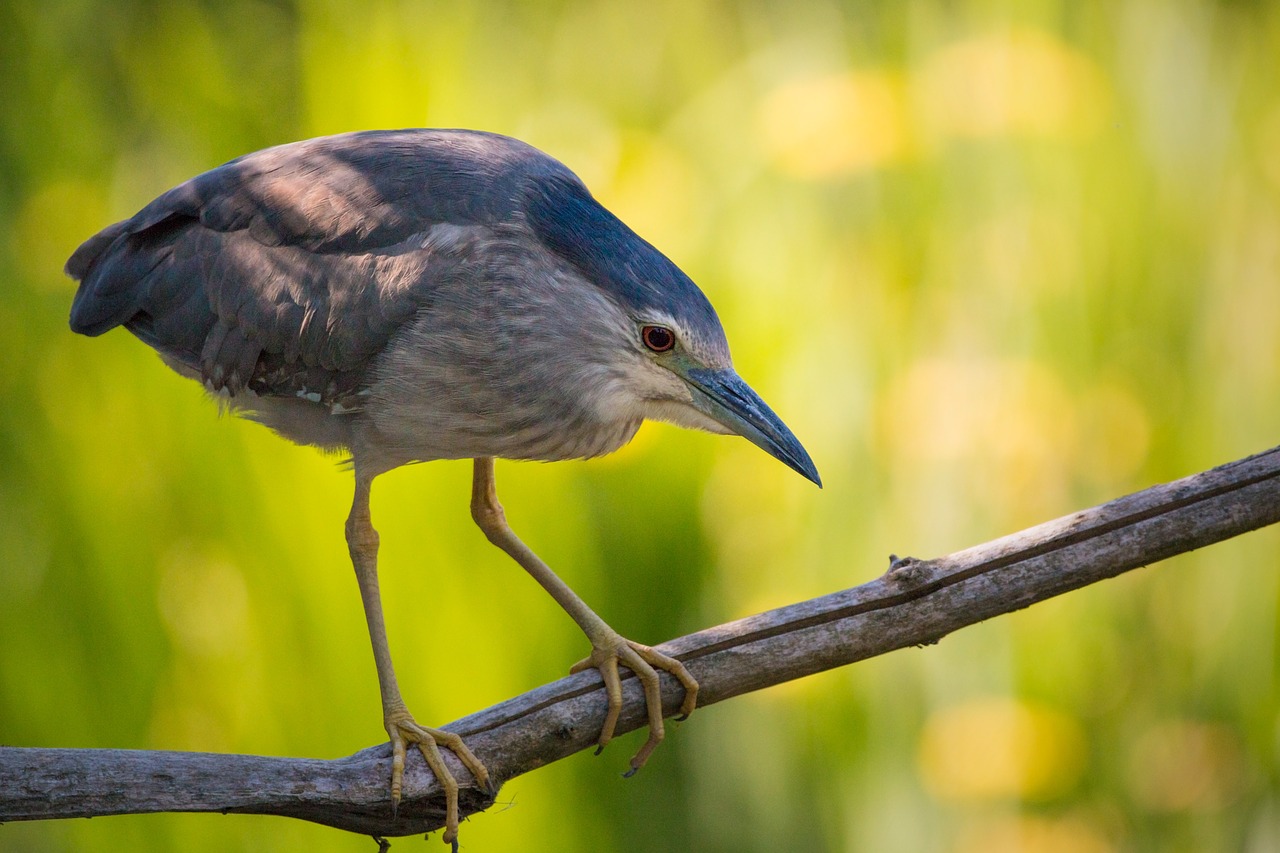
[67,129,568,401]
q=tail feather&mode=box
[67,221,131,336]
[67,215,191,337]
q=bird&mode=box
[66,128,821,848]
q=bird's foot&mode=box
[384,708,492,850]
[570,631,698,775]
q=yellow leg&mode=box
[347,474,491,849]
[469,457,698,774]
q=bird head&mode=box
[527,172,821,487]
[623,310,822,488]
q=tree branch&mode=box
[4,445,1280,837]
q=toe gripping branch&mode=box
[570,635,699,777]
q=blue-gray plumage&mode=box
[67,128,819,848]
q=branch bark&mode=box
[4,445,1280,837]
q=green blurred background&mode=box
[3,1,1280,850]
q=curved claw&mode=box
[570,634,699,773]
[385,709,492,849]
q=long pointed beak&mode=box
[684,367,822,487]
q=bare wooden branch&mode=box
[4,445,1280,837]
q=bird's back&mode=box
[67,130,574,407]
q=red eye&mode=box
[641,325,675,352]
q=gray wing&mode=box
[67,129,569,404]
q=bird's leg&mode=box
[469,457,698,774]
[346,474,490,849]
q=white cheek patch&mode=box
[609,361,734,435]
[643,399,734,435]
[586,358,685,426]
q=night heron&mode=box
[66,129,820,847]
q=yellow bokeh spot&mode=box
[875,358,1077,464]
[956,815,1115,853]
[919,28,1110,141]
[1126,720,1245,812]
[873,358,1080,524]
[1076,382,1151,490]
[757,70,909,179]
[157,544,251,659]
[1255,101,1280,191]
[918,697,1088,801]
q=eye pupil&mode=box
[642,325,675,352]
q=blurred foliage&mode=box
[3,1,1280,851]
